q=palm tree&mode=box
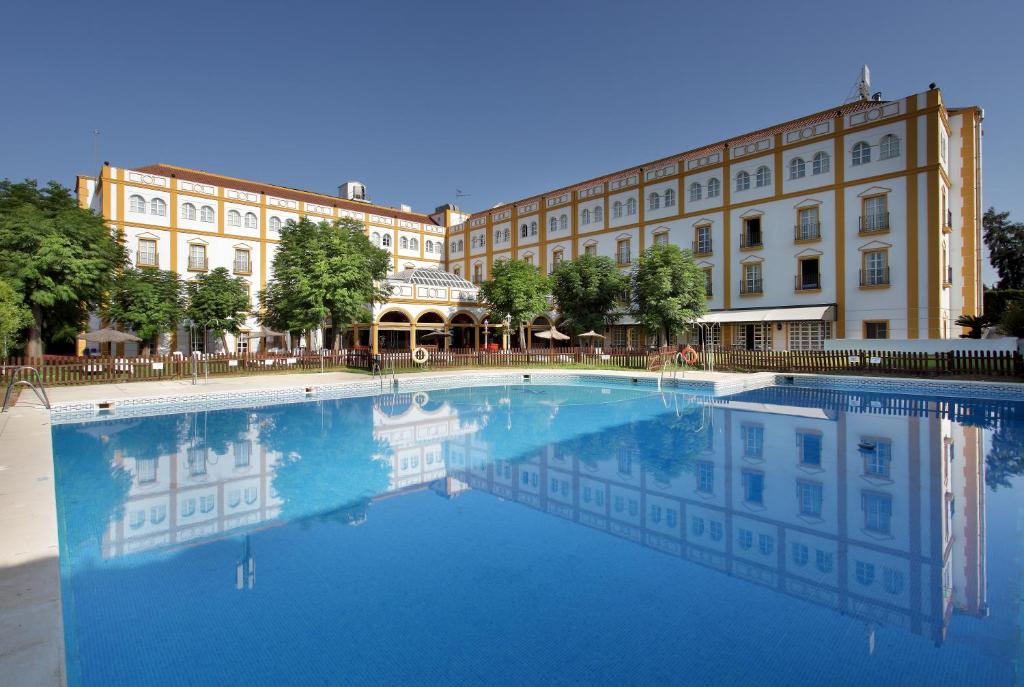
[954,313,993,339]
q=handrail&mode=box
[2,366,51,412]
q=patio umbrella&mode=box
[533,325,570,350]
[246,326,284,339]
[577,329,605,350]
[418,328,452,349]
[78,328,142,344]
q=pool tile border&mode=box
[778,373,1024,400]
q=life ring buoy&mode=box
[412,347,430,364]
[413,391,429,407]
[681,345,699,365]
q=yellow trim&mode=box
[959,109,980,320]
[926,89,942,338]
[859,247,890,290]
[905,96,920,338]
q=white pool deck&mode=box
[2,367,1016,685]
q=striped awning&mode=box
[695,305,834,324]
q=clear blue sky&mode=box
[1,0,1017,280]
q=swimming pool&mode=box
[51,381,1024,685]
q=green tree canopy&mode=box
[999,299,1024,338]
[259,217,391,349]
[550,254,628,336]
[0,279,33,358]
[628,243,708,346]
[983,207,1024,290]
[477,258,550,347]
[103,268,185,355]
[185,267,251,352]
[0,179,126,356]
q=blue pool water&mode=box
[51,382,1024,686]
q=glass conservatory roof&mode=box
[390,268,476,289]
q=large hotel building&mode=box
[77,85,983,354]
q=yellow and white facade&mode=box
[78,86,983,353]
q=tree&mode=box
[259,218,391,349]
[103,268,185,355]
[477,259,550,348]
[0,179,126,356]
[954,313,992,339]
[983,208,1024,289]
[185,267,251,352]
[629,243,708,347]
[0,279,33,358]
[999,299,1024,338]
[550,254,628,337]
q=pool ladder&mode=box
[2,366,51,412]
[373,357,398,390]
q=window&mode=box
[530,221,537,235]
[457,239,463,251]
[737,528,753,550]
[648,192,660,210]
[235,335,248,354]
[150,197,167,216]
[709,521,723,541]
[520,224,528,238]
[581,209,591,225]
[233,248,251,274]
[453,266,461,277]
[372,233,381,247]
[137,239,157,267]
[664,188,675,207]
[584,243,597,257]
[812,151,830,175]
[616,238,631,266]
[552,249,564,269]
[410,238,418,251]
[425,240,433,252]
[862,249,889,287]
[227,210,241,227]
[199,205,214,223]
[692,516,705,536]
[862,492,893,534]
[182,202,197,220]
[617,448,633,475]
[789,157,806,179]
[382,234,392,248]
[798,431,822,466]
[560,214,568,231]
[129,195,147,213]
[742,424,764,458]
[612,201,623,218]
[792,543,809,566]
[861,195,888,232]
[879,134,900,160]
[755,166,771,187]
[625,198,636,215]
[787,321,831,351]
[742,263,763,294]
[797,207,820,241]
[797,481,823,518]
[549,217,558,232]
[654,231,669,246]
[797,257,820,290]
[689,182,702,202]
[473,263,482,283]
[855,561,875,586]
[706,178,720,198]
[188,243,207,271]
[694,224,712,254]
[735,170,750,191]
[401,236,409,249]
[863,439,892,478]
[696,461,714,493]
[523,254,533,266]
[864,321,889,339]
[852,141,871,166]
[244,212,257,229]
[883,568,904,595]
[594,205,603,222]
[703,268,713,297]
[758,534,774,555]
[742,470,764,505]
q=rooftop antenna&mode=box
[857,65,871,101]
[92,129,101,172]
[455,188,470,208]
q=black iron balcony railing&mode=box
[794,222,821,241]
[859,212,890,233]
[233,260,252,275]
[188,256,209,272]
[740,278,763,295]
[794,275,821,291]
[739,232,763,249]
[859,267,891,286]
[692,239,713,255]
[136,250,159,267]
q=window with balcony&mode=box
[233,248,251,275]
[796,257,820,291]
[188,243,208,271]
[616,239,631,266]
[694,224,712,255]
[136,239,158,267]
[654,231,669,246]
[861,249,889,287]
[742,263,763,295]
[584,243,597,257]
[796,206,820,241]
[741,217,762,248]
[860,195,889,233]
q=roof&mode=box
[130,163,440,226]
[389,268,475,290]
[467,98,887,220]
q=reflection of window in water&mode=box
[758,534,774,555]
[666,509,678,528]
[228,489,241,508]
[129,510,146,529]
[617,448,633,476]
[797,431,822,466]
[856,561,876,586]
[692,516,705,536]
[742,470,764,505]
[614,496,624,513]
[863,439,892,478]
[737,528,753,550]
[234,441,251,469]
[187,448,207,477]
[150,505,167,525]
[181,498,196,517]
[862,492,893,535]
[816,550,834,573]
[136,457,158,484]
[200,495,215,514]
[650,505,662,523]
[697,461,714,494]
[884,568,904,595]
[244,487,258,505]
[792,543,809,566]
[709,521,723,541]
[628,499,638,516]
[742,424,764,458]
[798,481,823,517]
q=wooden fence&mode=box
[1,347,1020,390]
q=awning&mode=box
[695,305,834,324]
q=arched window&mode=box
[648,192,660,210]
[150,198,166,216]
[755,166,771,187]
[457,239,463,251]
[520,223,528,238]
[243,212,257,229]
[129,195,146,213]
[594,205,603,222]
[812,151,830,174]
[689,183,702,202]
[269,216,282,232]
[582,208,590,224]
[612,201,623,218]
[626,198,636,215]
[549,217,558,232]
[382,235,391,247]
[400,236,409,249]
[880,134,900,160]
[227,210,241,227]
[664,188,675,207]
[410,238,418,251]
[530,221,537,235]
[200,205,214,223]
[789,157,806,179]
[372,232,381,246]
[425,240,433,252]
[706,178,720,198]
[181,202,197,220]
[852,141,871,166]
[559,214,568,230]
[736,171,750,191]
[437,241,444,253]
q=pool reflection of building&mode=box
[100,387,986,648]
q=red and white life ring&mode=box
[412,347,430,364]
[681,345,699,365]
